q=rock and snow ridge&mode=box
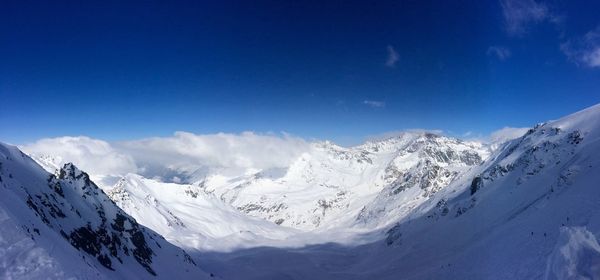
[373,103,600,279]
[0,144,211,279]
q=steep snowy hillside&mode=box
[0,143,211,279]
[366,103,600,279]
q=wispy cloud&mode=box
[487,46,512,60]
[500,0,555,36]
[560,26,600,68]
[488,126,530,143]
[363,100,385,108]
[385,45,399,67]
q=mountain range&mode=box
[2,103,600,279]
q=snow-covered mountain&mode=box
[5,103,600,279]
[0,144,212,279]
[27,131,489,247]
[193,105,600,280]
[360,103,600,279]
[200,133,488,232]
[178,133,485,229]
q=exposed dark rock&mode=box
[385,223,402,246]
[568,130,583,145]
[470,176,483,195]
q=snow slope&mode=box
[360,103,600,279]
[105,174,299,251]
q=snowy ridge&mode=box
[371,103,600,279]
[0,143,212,279]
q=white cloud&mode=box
[363,100,385,108]
[488,127,530,143]
[21,136,137,176]
[21,132,311,182]
[561,26,600,68]
[487,46,512,60]
[385,45,399,67]
[500,0,554,36]
[118,131,310,177]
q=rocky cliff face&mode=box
[355,133,487,227]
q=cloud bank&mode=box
[21,132,311,181]
[21,136,138,176]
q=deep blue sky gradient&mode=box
[1,0,599,145]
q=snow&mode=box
[545,227,600,280]
[106,173,299,251]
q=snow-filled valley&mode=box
[3,103,600,279]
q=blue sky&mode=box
[1,0,599,145]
